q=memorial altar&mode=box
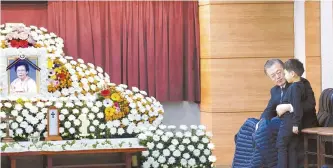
[0,23,216,168]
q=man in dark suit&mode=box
[259,59,318,166]
[260,59,318,129]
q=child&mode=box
[276,59,306,168]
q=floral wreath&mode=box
[0,24,164,140]
[0,23,64,55]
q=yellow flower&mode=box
[16,98,24,105]
[111,93,120,101]
[105,107,117,121]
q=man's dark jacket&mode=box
[260,78,318,128]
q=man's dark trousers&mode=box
[277,113,299,168]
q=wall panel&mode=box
[199,1,294,166]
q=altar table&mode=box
[1,138,146,168]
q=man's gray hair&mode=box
[264,59,284,75]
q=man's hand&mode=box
[293,126,299,134]
[276,104,291,117]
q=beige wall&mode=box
[199,1,294,166]
[305,1,321,111]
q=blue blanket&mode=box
[232,117,281,168]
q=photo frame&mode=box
[7,56,40,95]
[0,48,50,98]
[46,106,62,141]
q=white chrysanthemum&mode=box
[10,122,18,129]
[68,127,75,134]
[188,158,196,166]
[15,128,23,135]
[180,158,187,166]
[82,107,89,114]
[64,121,71,128]
[180,125,188,130]
[156,143,164,149]
[93,120,99,126]
[168,157,176,164]
[99,124,106,129]
[198,143,205,150]
[152,150,160,158]
[206,132,213,138]
[59,115,65,121]
[187,145,195,152]
[36,124,45,131]
[208,143,215,150]
[208,156,217,162]
[11,110,18,116]
[138,134,147,140]
[175,132,183,138]
[74,119,81,126]
[88,113,95,120]
[89,126,95,132]
[191,136,199,143]
[204,149,210,156]
[72,109,79,114]
[97,112,104,119]
[142,151,149,157]
[158,156,166,164]
[61,109,69,115]
[193,149,201,157]
[59,127,64,133]
[183,153,190,159]
[68,115,75,121]
[16,116,23,123]
[178,145,185,152]
[110,127,117,134]
[202,137,209,144]
[4,102,12,108]
[147,142,155,150]
[91,106,99,113]
[14,104,23,111]
[25,125,33,134]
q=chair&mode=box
[303,88,333,168]
[318,128,333,167]
[302,127,327,168]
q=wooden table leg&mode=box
[47,156,53,168]
[318,135,327,168]
[317,135,321,168]
[125,153,132,168]
[9,157,16,168]
[304,134,309,168]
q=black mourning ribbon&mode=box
[6,57,41,71]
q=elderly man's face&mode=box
[16,65,28,80]
[266,63,286,87]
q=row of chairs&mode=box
[303,88,333,168]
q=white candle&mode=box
[79,114,89,136]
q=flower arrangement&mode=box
[1,138,143,153]
[0,98,49,141]
[138,125,217,168]
[0,24,64,55]
[98,87,130,121]
[0,84,164,140]
[47,56,111,97]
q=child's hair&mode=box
[284,59,304,77]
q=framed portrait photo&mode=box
[8,57,40,95]
[0,48,50,98]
